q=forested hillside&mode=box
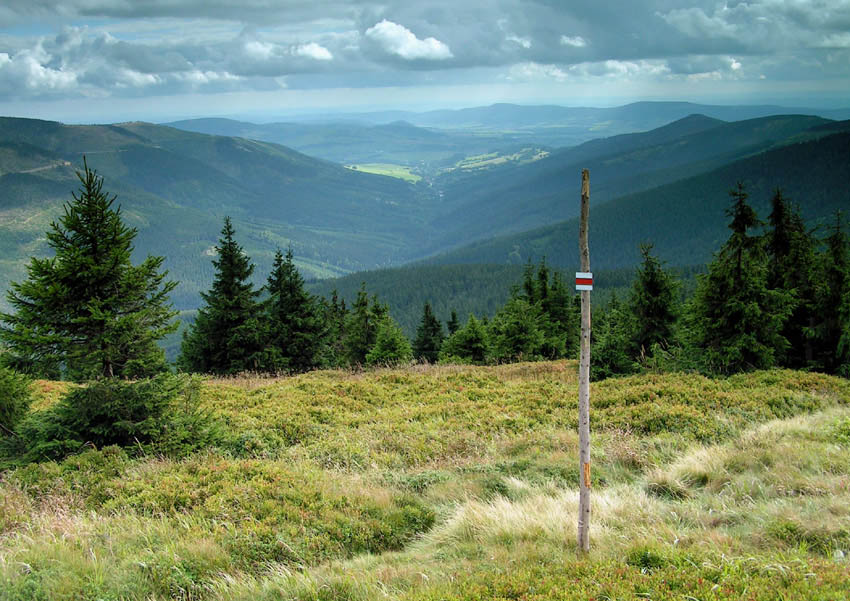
[427,131,850,269]
[306,263,705,338]
[0,117,427,309]
[1,110,848,315]
[426,115,837,250]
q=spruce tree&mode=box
[366,315,413,366]
[592,294,636,380]
[439,315,490,364]
[319,290,348,368]
[413,302,444,363]
[690,184,793,373]
[178,217,263,374]
[0,159,177,380]
[539,268,575,359]
[263,247,324,374]
[489,298,545,363]
[627,243,679,358]
[814,212,850,374]
[343,284,387,366]
[522,260,536,302]
[446,310,461,336]
[765,189,817,367]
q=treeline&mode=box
[306,263,706,340]
[176,218,582,373]
[2,163,849,383]
[592,185,850,378]
[2,162,850,467]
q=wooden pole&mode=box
[577,168,591,553]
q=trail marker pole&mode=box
[577,169,592,553]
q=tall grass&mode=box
[1,361,848,600]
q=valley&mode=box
[1,101,849,317]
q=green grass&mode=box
[451,148,549,170]
[1,362,849,600]
[345,164,422,183]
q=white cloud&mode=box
[365,19,452,60]
[508,62,568,83]
[0,45,77,94]
[244,40,274,60]
[660,7,739,40]
[818,32,850,48]
[560,35,587,48]
[295,42,332,61]
[507,34,532,49]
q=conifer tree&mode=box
[765,189,817,367]
[540,269,575,359]
[446,310,461,336]
[178,217,263,374]
[263,247,323,374]
[0,159,177,380]
[592,294,636,380]
[366,315,413,366]
[489,298,545,363]
[439,315,490,364]
[522,260,536,302]
[690,184,793,373]
[814,211,850,374]
[320,290,348,368]
[627,243,679,358]
[344,284,387,366]
[412,302,444,363]
[536,258,550,305]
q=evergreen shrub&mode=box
[10,374,222,463]
[0,366,32,435]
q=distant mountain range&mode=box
[426,113,841,251]
[2,101,849,317]
[176,101,850,156]
[0,117,427,309]
[424,129,850,270]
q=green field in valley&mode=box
[345,163,422,183]
[2,362,849,600]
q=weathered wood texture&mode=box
[578,168,591,553]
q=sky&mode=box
[1,0,849,123]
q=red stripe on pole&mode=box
[576,278,593,286]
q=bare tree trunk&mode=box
[577,168,592,553]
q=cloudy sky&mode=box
[1,0,849,122]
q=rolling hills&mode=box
[2,105,849,317]
[0,117,429,309]
[426,114,838,251]
[423,129,850,270]
[166,117,540,169]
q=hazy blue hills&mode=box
[2,107,849,320]
[424,130,850,270]
[288,101,850,147]
[165,117,541,169]
[169,101,850,166]
[425,114,835,252]
[0,117,427,310]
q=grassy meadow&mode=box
[345,164,422,183]
[2,362,849,600]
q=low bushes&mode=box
[4,373,223,465]
[0,366,32,436]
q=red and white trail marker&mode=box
[575,272,593,291]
